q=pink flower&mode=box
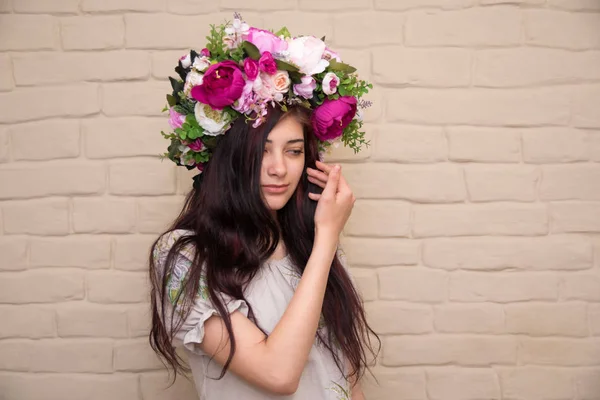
[287,36,329,75]
[243,57,259,80]
[191,60,245,110]
[168,107,186,129]
[246,27,288,54]
[323,47,342,62]
[311,96,357,141]
[233,80,255,114]
[179,53,192,69]
[259,51,277,75]
[322,72,340,95]
[188,138,205,152]
[293,75,316,99]
[200,48,211,57]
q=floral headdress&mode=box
[161,13,373,179]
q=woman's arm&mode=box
[198,165,355,395]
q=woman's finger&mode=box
[308,176,326,189]
[308,192,321,201]
[306,168,329,183]
[321,165,341,198]
[315,160,333,174]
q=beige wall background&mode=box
[1,0,600,399]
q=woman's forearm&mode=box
[263,231,338,389]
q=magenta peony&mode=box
[311,96,357,141]
[191,60,245,110]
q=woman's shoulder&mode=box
[155,229,197,260]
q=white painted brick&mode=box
[427,368,501,400]
[31,340,113,372]
[0,15,58,50]
[14,0,80,13]
[82,0,165,12]
[87,271,149,303]
[114,339,163,371]
[2,198,70,235]
[506,303,588,337]
[540,165,600,200]
[551,202,600,233]
[413,203,548,237]
[379,267,448,303]
[499,367,573,400]
[387,88,570,126]
[573,369,600,400]
[109,160,176,196]
[57,305,128,338]
[434,304,505,333]
[140,371,200,400]
[548,0,600,11]
[349,268,378,301]
[333,12,402,47]
[590,304,600,336]
[0,306,55,338]
[573,84,600,128]
[126,303,151,337]
[345,200,411,237]
[0,271,85,304]
[372,125,447,163]
[343,163,466,202]
[0,54,14,91]
[365,302,432,334]
[361,368,426,400]
[114,235,155,271]
[9,120,80,161]
[340,237,420,266]
[60,16,124,50]
[73,198,136,234]
[522,128,588,163]
[590,132,600,161]
[561,275,600,301]
[465,165,539,202]
[101,82,165,117]
[406,7,521,47]
[30,236,111,269]
[447,127,521,163]
[525,10,600,50]
[449,272,559,302]
[520,338,600,366]
[0,238,28,271]
[383,335,517,366]
[375,0,475,10]
[137,196,184,233]
[424,236,592,271]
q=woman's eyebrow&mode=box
[265,139,305,144]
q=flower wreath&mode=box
[161,13,373,179]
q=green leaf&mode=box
[338,86,347,96]
[275,26,292,39]
[242,41,261,60]
[281,104,288,112]
[328,60,357,74]
[166,94,177,107]
[288,71,303,84]
[275,59,300,73]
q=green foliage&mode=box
[205,23,228,61]
[242,41,260,60]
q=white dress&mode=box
[154,229,352,400]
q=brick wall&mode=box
[0,1,599,399]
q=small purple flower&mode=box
[293,75,317,99]
[200,48,211,57]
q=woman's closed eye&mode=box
[287,149,304,156]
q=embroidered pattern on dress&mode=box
[328,380,351,400]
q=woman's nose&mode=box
[267,153,287,177]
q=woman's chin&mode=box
[263,193,290,211]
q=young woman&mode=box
[148,15,379,400]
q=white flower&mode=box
[287,36,329,75]
[180,53,192,69]
[194,102,232,136]
[178,145,195,166]
[184,70,203,97]
[192,56,211,72]
[322,72,340,95]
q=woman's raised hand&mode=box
[307,160,355,239]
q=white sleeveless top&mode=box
[154,229,351,400]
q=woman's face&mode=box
[260,115,306,211]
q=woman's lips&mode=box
[262,184,289,194]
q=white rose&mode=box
[287,36,329,75]
[184,70,203,97]
[322,72,340,95]
[272,71,290,93]
[194,102,231,136]
[192,56,211,72]
[254,71,290,101]
[180,53,192,69]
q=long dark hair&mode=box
[148,105,380,385]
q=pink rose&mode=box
[243,57,259,80]
[191,60,245,110]
[200,48,211,57]
[311,96,357,141]
[188,138,205,152]
[246,27,288,54]
[259,51,277,75]
[168,107,186,129]
[293,75,317,99]
[322,72,340,95]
